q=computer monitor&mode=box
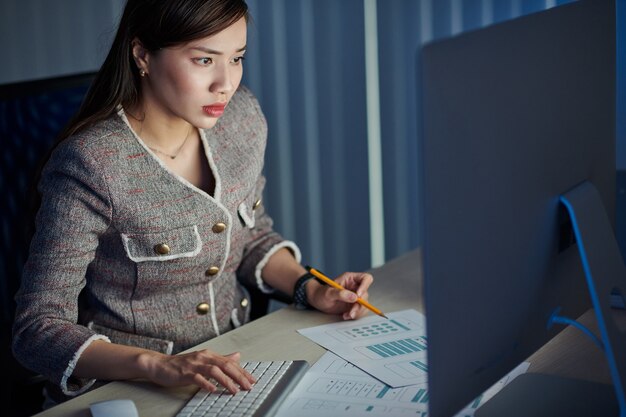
[419,0,621,416]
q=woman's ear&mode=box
[131,37,150,76]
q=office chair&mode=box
[0,72,95,416]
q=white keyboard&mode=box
[175,360,308,417]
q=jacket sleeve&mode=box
[12,139,113,396]
[235,173,301,294]
[233,86,302,293]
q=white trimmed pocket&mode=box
[121,225,202,262]
[237,202,256,229]
[87,322,174,354]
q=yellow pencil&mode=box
[306,266,388,319]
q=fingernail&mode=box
[350,310,356,319]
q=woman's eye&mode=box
[233,56,246,64]
[196,57,213,65]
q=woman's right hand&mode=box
[140,350,256,394]
[74,340,254,393]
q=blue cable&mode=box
[547,307,605,351]
[560,193,626,417]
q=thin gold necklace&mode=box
[141,123,193,160]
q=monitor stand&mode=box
[477,181,626,417]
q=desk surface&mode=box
[35,249,617,417]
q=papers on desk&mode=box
[275,351,530,417]
[290,309,530,416]
[298,309,430,387]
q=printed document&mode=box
[275,351,529,417]
[298,309,430,387]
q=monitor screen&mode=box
[419,1,616,416]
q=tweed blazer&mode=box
[12,85,300,397]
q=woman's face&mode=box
[141,17,247,129]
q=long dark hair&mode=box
[58,0,249,140]
[26,0,248,244]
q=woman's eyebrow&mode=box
[190,45,247,55]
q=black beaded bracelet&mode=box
[293,270,328,310]
[293,272,315,310]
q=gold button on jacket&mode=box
[154,243,170,255]
[240,298,249,308]
[196,303,210,315]
[253,199,262,210]
[205,266,220,276]
[212,223,226,233]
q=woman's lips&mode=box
[203,104,226,117]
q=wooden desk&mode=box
[34,249,618,417]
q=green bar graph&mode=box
[367,338,426,358]
[412,388,426,403]
[411,360,428,372]
[390,319,411,331]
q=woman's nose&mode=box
[210,64,234,95]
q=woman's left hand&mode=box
[306,272,374,320]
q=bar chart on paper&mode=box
[274,352,430,417]
[274,352,530,417]
[298,309,429,387]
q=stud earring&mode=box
[139,69,146,77]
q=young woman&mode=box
[12,0,374,405]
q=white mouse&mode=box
[89,399,139,417]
